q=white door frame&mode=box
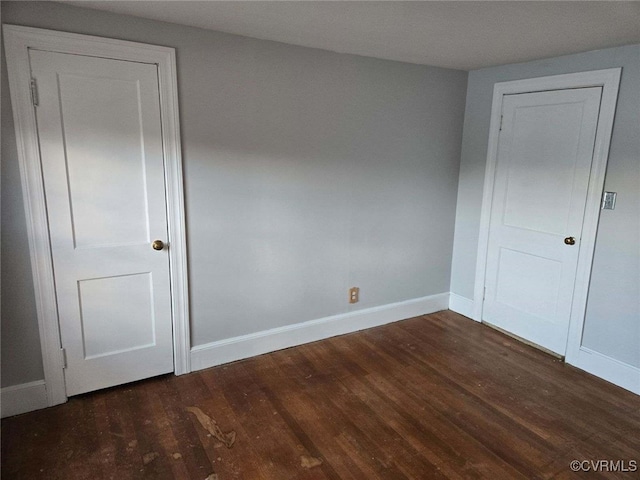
[472,69,621,361]
[3,25,191,407]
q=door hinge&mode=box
[499,114,503,131]
[61,348,67,369]
[30,78,39,106]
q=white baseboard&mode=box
[448,293,478,320]
[1,380,48,418]
[568,347,640,395]
[191,293,449,371]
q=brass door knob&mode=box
[152,240,165,251]
[564,237,576,246]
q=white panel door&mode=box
[483,88,602,355]
[30,50,174,396]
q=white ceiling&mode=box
[66,1,640,70]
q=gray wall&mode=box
[1,7,45,387]
[1,73,45,386]
[1,2,467,387]
[450,44,640,368]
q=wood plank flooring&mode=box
[2,311,639,479]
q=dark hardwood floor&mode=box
[2,310,639,479]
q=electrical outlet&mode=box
[349,287,359,304]
[602,191,617,210]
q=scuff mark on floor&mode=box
[186,407,236,448]
[300,455,323,469]
[142,452,159,465]
[204,473,219,480]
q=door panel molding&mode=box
[473,70,622,380]
[3,25,191,407]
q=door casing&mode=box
[3,24,191,407]
[473,69,621,366]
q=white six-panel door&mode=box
[30,50,174,396]
[483,87,602,355]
